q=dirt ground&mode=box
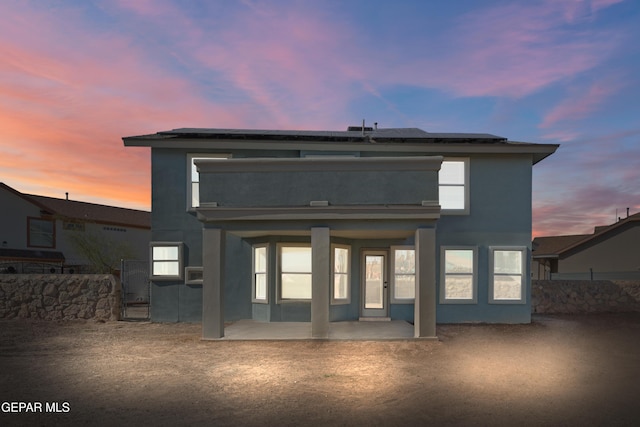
[1,314,639,426]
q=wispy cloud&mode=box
[533,183,640,237]
[533,127,640,236]
[385,0,622,99]
[0,1,250,206]
[0,0,637,238]
[540,78,624,129]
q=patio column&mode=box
[414,227,437,338]
[311,227,330,338]
[202,227,225,340]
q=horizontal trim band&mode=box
[197,204,441,222]
[195,156,443,173]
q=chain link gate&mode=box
[120,259,150,320]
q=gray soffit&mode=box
[194,155,443,173]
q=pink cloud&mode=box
[540,130,581,142]
[0,0,632,215]
[533,184,640,238]
[179,4,365,129]
[0,1,255,209]
[532,127,640,237]
[540,79,623,128]
[559,0,625,23]
[388,1,622,99]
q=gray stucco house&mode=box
[532,211,640,280]
[0,182,150,274]
[124,126,558,339]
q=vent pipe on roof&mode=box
[65,192,69,201]
[374,122,378,130]
[627,207,630,218]
[362,119,365,136]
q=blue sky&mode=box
[1,0,638,236]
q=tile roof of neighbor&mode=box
[0,248,65,262]
[28,195,150,229]
[1,183,150,229]
[532,234,591,257]
[533,212,640,257]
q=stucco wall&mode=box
[532,280,640,314]
[0,186,42,249]
[436,155,533,324]
[151,148,536,324]
[198,157,440,207]
[0,274,121,320]
[57,222,150,268]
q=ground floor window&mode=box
[150,242,183,280]
[440,247,477,303]
[332,244,350,304]
[278,244,312,301]
[489,247,527,303]
[252,244,268,303]
[390,246,415,303]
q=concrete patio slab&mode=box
[221,319,416,340]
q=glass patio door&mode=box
[361,250,389,318]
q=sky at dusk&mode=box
[1,0,639,238]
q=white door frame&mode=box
[360,249,389,318]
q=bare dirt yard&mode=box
[1,313,639,426]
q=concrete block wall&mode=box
[0,275,121,320]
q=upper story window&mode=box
[439,159,469,214]
[187,153,230,209]
[28,217,55,248]
[489,247,527,304]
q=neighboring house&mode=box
[0,182,150,273]
[532,212,640,280]
[123,126,558,338]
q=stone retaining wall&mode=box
[3,276,639,320]
[532,280,640,314]
[0,274,121,320]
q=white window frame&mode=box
[27,217,55,248]
[252,244,269,304]
[489,246,527,304]
[185,267,203,285]
[277,243,312,303]
[150,242,184,281]
[390,246,416,304]
[331,244,351,305]
[439,158,470,215]
[187,153,230,210]
[440,246,478,304]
